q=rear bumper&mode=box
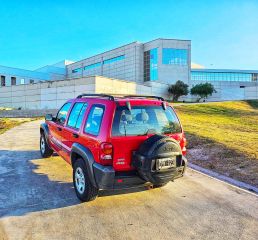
[92,156,187,190]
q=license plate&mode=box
[156,157,175,170]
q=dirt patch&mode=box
[186,133,258,188]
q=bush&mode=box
[190,83,216,102]
[168,80,189,101]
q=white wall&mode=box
[1,76,257,110]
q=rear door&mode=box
[110,105,182,171]
[48,102,72,155]
[61,102,88,163]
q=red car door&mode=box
[48,102,72,155]
[61,102,89,163]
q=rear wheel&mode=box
[40,133,53,158]
[73,158,99,202]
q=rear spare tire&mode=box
[133,134,182,186]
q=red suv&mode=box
[40,94,187,202]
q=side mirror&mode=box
[45,114,53,121]
[59,117,66,125]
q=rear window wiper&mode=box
[137,129,156,136]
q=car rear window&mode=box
[112,105,181,136]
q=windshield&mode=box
[112,105,181,136]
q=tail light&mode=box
[180,133,187,156]
[100,142,113,165]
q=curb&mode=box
[188,163,258,195]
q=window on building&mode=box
[85,105,104,135]
[30,79,34,84]
[144,48,158,81]
[252,73,257,82]
[20,79,25,84]
[1,76,6,86]
[84,62,101,71]
[191,71,253,82]
[72,68,82,74]
[103,55,125,65]
[11,77,16,86]
[162,48,188,66]
[67,102,88,129]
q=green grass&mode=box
[174,100,258,186]
[175,101,258,160]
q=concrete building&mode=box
[66,38,191,85]
[190,69,258,101]
[0,60,72,87]
[0,38,257,109]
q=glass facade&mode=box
[144,48,158,81]
[72,55,125,74]
[84,62,101,71]
[191,71,256,82]
[162,48,188,66]
[103,55,125,65]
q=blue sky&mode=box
[0,0,257,70]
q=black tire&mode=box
[134,134,182,186]
[40,132,53,158]
[73,158,99,202]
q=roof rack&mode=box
[76,94,115,101]
[122,95,164,101]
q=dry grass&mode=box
[174,100,258,187]
[0,118,37,135]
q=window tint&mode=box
[67,102,88,129]
[85,105,104,135]
[56,102,72,125]
[112,106,181,136]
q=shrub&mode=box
[190,83,216,102]
[168,80,189,101]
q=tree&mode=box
[190,83,216,102]
[168,80,189,102]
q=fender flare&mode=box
[40,123,51,148]
[70,143,97,188]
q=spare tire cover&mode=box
[134,134,182,185]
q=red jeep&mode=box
[40,94,187,202]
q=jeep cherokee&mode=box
[40,94,187,202]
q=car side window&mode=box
[67,102,88,129]
[56,102,72,125]
[85,105,104,136]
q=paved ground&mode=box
[0,120,257,240]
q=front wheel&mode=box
[40,133,53,158]
[73,158,99,202]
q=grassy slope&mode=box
[174,100,258,186]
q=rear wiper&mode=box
[138,129,156,136]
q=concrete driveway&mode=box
[0,120,257,240]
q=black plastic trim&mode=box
[70,143,97,187]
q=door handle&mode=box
[57,127,62,131]
[73,133,79,138]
